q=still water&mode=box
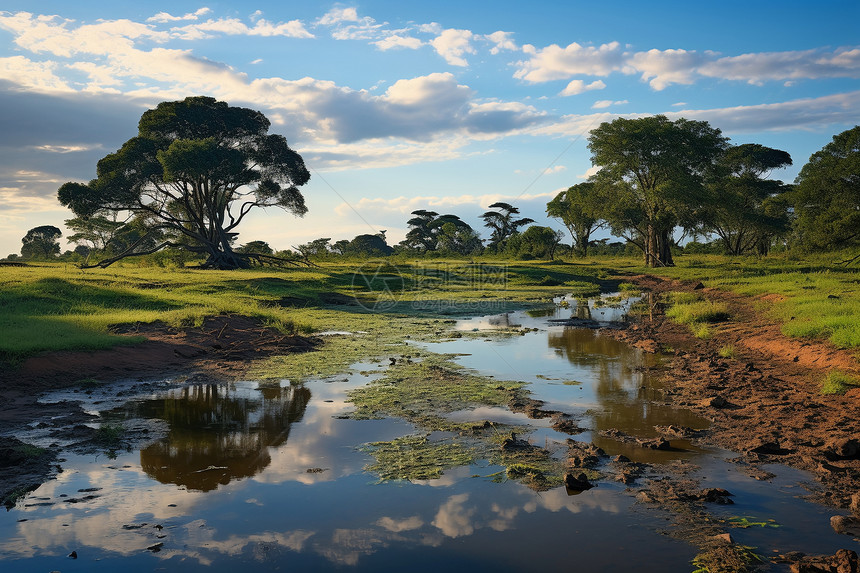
[0,297,851,571]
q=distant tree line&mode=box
[7,97,858,267]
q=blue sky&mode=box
[1,1,858,255]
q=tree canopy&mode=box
[58,96,310,269]
[402,210,472,252]
[792,126,860,253]
[588,115,728,266]
[21,225,62,259]
[480,202,534,251]
[506,225,564,260]
[546,182,603,257]
[700,143,793,255]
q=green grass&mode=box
[821,370,860,395]
[718,345,737,359]
[666,296,731,325]
[6,252,860,366]
[0,260,605,362]
[619,251,860,350]
[663,291,729,339]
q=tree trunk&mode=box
[644,224,657,267]
[656,228,675,266]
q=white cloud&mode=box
[626,48,704,90]
[515,39,860,90]
[147,8,211,23]
[376,516,424,533]
[418,22,442,35]
[515,41,624,82]
[430,29,476,67]
[559,79,605,96]
[665,90,860,133]
[432,494,476,538]
[317,7,359,26]
[374,34,423,51]
[591,99,628,109]
[170,18,313,40]
[699,47,860,84]
[485,31,517,55]
[317,8,384,41]
[578,165,601,179]
[0,56,70,92]
[0,13,170,58]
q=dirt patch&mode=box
[606,274,860,509]
[0,437,57,507]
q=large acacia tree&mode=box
[58,96,310,269]
[588,115,728,267]
[402,210,472,252]
[792,126,860,256]
[546,182,603,257]
[21,225,62,259]
[701,143,792,255]
[480,202,534,252]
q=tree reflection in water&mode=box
[120,383,310,491]
[546,328,708,460]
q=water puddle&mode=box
[0,295,853,571]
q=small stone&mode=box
[712,533,733,544]
[831,515,860,536]
[564,472,593,491]
[835,549,858,573]
[68,551,77,559]
[826,438,860,460]
[700,396,728,408]
[849,492,860,516]
[700,488,734,504]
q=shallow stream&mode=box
[0,296,853,571]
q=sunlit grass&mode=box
[718,344,737,359]
[0,260,606,361]
[821,370,860,395]
[630,252,860,349]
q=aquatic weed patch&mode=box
[361,434,478,482]
[349,354,568,488]
[347,354,525,430]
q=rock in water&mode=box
[564,472,593,491]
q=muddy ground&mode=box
[0,315,318,506]
[2,280,860,570]
[601,275,860,571]
[607,275,860,508]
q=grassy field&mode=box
[0,259,606,362]
[619,252,860,350]
[2,252,859,365]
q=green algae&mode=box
[346,353,524,431]
[348,353,568,489]
[361,434,478,482]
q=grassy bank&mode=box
[4,252,860,364]
[616,252,860,350]
[0,260,605,362]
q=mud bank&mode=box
[602,274,860,571]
